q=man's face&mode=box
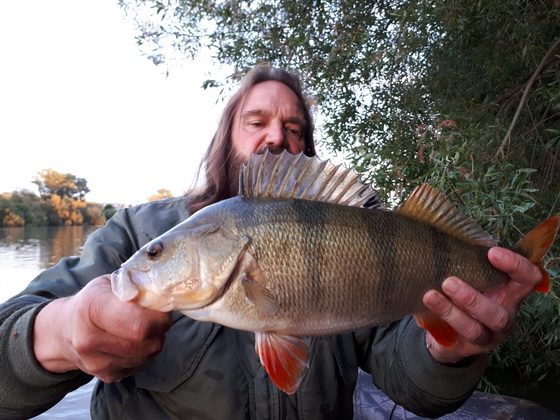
[230,80,307,161]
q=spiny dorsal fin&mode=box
[239,150,383,208]
[398,183,496,247]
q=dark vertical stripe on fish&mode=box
[431,226,451,285]
[363,209,396,299]
[292,199,327,306]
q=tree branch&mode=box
[495,38,560,159]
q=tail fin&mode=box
[513,216,560,293]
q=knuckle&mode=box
[73,335,95,356]
[439,302,456,320]
[461,322,485,343]
[461,289,482,310]
[130,319,151,341]
[490,309,511,333]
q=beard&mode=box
[227,150,245,197]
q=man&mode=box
[0,65,543,419]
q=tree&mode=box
[0,190,47,227]
[103,204,118,221]
[45,194,87,226]
[121,0,559,397]
[148,189,174,201]
[33,169,90,201]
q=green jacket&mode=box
[0,197,486,419]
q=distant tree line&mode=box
[0,169,118,227]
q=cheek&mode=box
[286,139,306,154]
[232,131,265,158]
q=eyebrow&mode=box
[241,109,307,128]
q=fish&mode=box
[111,150,559,395]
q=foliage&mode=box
[0,172,118,227]
[148,188,174,201]
[102,204,118,221]
[33,169,90,201]
[121,0,560,397]
[83,203,107,226]
[0,191,47,227]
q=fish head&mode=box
[111,223,250,313]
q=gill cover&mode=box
[171,224,251,310]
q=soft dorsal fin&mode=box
[398,183,496,247]
[239,150,383,208]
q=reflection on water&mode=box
[0,225,101,418]
[0,226,101,304]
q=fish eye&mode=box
[146,240,164,260]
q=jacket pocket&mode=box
[133,313,221,393]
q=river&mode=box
[0,225,100,419]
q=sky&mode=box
[0,0,230,205]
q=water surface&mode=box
[0,225,101,418]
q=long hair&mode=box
[186,65,316,214]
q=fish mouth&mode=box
[111,267,179,312]
[111,267,143,302]
[111,267,216,312]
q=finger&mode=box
[423,288,490,346]
[85,276,172,340]
[93,333,166,359]
[76,353,149,382]
[440,278,511,335]
[488,247,541,294]
[71,332,164,378]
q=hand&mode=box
[420,247,542,365]
[33,275,172,382]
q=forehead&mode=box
[238,80,303,116]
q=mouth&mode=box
[111,267,143,302]
[111,267,178,312]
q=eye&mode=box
[146,240,164,260]
[248,120,265,128]
[286,126,303,138]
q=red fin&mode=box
[414,311,459,349]
[513,216,560,293]
[255,332,310,394]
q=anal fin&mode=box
[255,332,310,394]
[414,311,459,349]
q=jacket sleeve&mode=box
[0,208,142,419]
[358,316,486,418]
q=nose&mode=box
[264,121,287,148]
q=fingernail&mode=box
[490,247,504,262]
[443,278,460,294]
[426,292,443,307]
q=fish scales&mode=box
[184,195,506,337]
[111,150,559,395]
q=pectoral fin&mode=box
[414,311,459,349]
[255,332,310,394]
[236,251,279,315]
[242,275,278,315]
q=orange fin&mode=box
[414,311,459,349]
[255,332,310,394]
[398,183,496,247]
[512,216,560,293]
